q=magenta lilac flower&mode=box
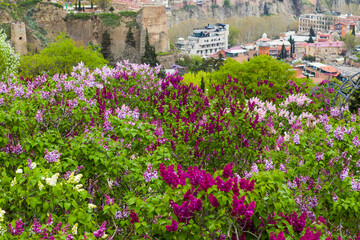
[165,220,178,232]
[93,221,106,238]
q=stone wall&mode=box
[137,5,170,57]
[11,21,28,55]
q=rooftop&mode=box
[307,41,344,48]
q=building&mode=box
[333,16,360,38]
[306,40,344,57]
[303,62,341,83]
[256,33,290,58]
[299,13,336,33]
[294,42,307,58]
[175,23,229,56]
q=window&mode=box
[19,37,22,40]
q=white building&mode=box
[175,23,229,56]
[299,13,336,33]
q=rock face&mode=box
[5,3,170,65]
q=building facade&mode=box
[299,13,336,33]
[175,23,229,56]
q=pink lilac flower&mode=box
[93,221,106,238]
[307,196,318,208]
[165,220,178,232]
[340,167,349,181]
[251,163,259,175]
[104,194,114,205]
[208,194,219,208]
[0,97,4,105]
[351,114,357,122]
[129,209,139,224]
[32,218,42,234]
[326,138,334,147]
[324,124,332,133]
[315,152,324,161]
[9,218,24,236]
[143,164,158,182]
[345,127,355,135]
[300,227,321,240]
[222,162,233,178]
[47,214,53,226]
[44,149,61,163]
[357,160,360,167]
[330,107,340,118]
[279,163,286,173]
[270,231,285,240]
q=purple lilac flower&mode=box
[208,194,219,208]
[143,164,158,182]
[222,162,233,178]
[129,210,139,224]
[47,214,53,226]
[307,196,318,208]
[330,107,340,118]
[357,160,360,167]
[32,218,42,234]
[9,218,24,236]
[353,136,360,148]
[294,133,300,145]
[264,159,273,170]
[279,163,286,173]
[315,152,324,162]
[165,220,178,232]
[115,210,129,220]
[333,193,338,202]
[44,149,61,163]
[351,178,360,191]
[340,167,349,181]
[334,126,344,140]
[93,221,106,238]
[324,124,332,133]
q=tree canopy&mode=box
[19,33,108,77]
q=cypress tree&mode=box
[125,27,136,47]
[91,1,93,9]
[264,3,269,15]
[352,26,356,36]
[280,43,287,59]
[289,35,295,58]
[100,30,112,61]
[310,26,316,37]
[200,77,205,93]
[307,36,314,43]
[141,29,160,67]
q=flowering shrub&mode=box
[0,30,20,78]
[0,60,359,239]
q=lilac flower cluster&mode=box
[8,218,24,236]
[143,164,158,182]
[93,221,106,238]
[44,149,61,163]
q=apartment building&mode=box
[175,23,229,56]
[299,13,336,33]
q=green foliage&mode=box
[141,29,159,67]
[0,23,11,40]
[125,26,136,48]
[100,30,112,61]
[98,13,121,27]
[279,43,287,59]
[209,55,296,100]
[176,54,224,74]
[65,13,92,21]
[119,10,137,17]
[19,33,108,77]
[228,25,239,47]
[302,55,316,62]
[223,0,230,8]
[349,88,360,113]
[0,29,20,78]
[23,9,48,47]
[343,33,359,53]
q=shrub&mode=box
[19,33,108,77]
[0,29,20,78]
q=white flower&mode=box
[88,204,97,209]
[30,162,37,169]
[45,173,60,187]
[74,174,82,184]
[15,169,23,174]
[0,224,6,236]
[72,223,78,235]
[10,177,17,187]
[0,208,5,222]
[73,184,84,192]
[38,181,44,191]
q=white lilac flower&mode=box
[0,208,5,222]
[10,177,17,187]
[74,184,84,192]
[30,162,37,169]
[88,204,97,209]
[38,181,44,191]
[45,173,60,186]
[15,169,23,174]
[72,223,78,235]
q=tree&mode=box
[343,34,359,53]
[288,35,295,58]
[100,30,112,61]
[0,29,20,78]
[200,77,205,93]
[91,1,93,9]
[349,88,360,114]
[302,55,316,62]
[19,33,108,77]
[352,26,356,36]
[307,36,314,43]
[263,3,269,16]
[78,0,81,11]
[280,43,287,59]
[95,0,111,11]
[141,29,159,67]
[228,25,239,47]
[125,27,136,48]
[310,26,316,37]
